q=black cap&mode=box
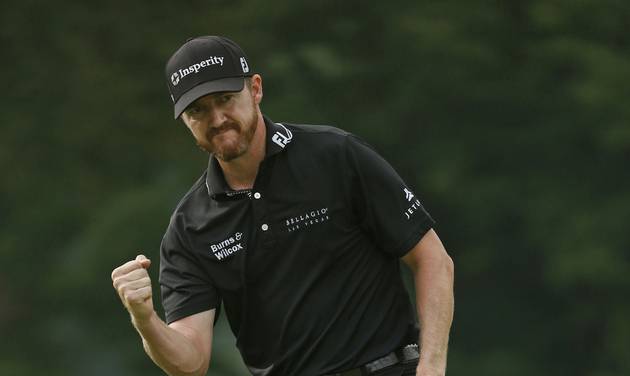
[165,36,253,119]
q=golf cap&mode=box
[165,36,253,119]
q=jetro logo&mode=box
[404,188,415,202]
[402,187,422,220]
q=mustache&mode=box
[206,121,241,139]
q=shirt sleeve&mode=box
[159,213,220,324]
[345,134,436,257]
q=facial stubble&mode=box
[199,101,259,162]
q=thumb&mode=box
[136,254,151,269]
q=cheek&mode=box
[188,124,208,143]
[234,96,254,115]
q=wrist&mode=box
[131,309,157,331]
[418,350,447,371]
[416,361,446,376]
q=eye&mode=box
[185,104,202,116]
[218,94,233,104]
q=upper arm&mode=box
[168,309,215,372]
[344,135,436,256]
[160,220,221,325]
[402,229,453,273]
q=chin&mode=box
[214,143,249,162]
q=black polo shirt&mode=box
[159,116,435,376]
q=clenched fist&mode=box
[111,255,155,322]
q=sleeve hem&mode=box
[390,216,436,257]
[164,302,218,325]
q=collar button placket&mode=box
[252,163,275,253]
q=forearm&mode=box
[132,311,207,376]
[414,254,454,373]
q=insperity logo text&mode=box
[171,56,224,86]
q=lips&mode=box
[207,122,241,139]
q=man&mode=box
[111,36,454,376]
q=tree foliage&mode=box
[1,1,629,375]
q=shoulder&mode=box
[280,122,360,153]
[283,122,350,140]
[166,172,209,232]
[280,121,379,160]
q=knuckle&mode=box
[131,268,145,278]
[111,266,122,280]
[119,282,132,296]
[113,276,127,290]
[135,270,146,279]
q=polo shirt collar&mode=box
[205,115,293,199]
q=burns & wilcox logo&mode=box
[284,207,330,233]
[171,56,225,86]
[209,231,244,261]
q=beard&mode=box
[198,103,259,161]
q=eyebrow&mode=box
[187,92,237,111]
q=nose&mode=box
[197,108,226,129]
[205,107,227,128]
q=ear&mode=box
[250,74,263,104]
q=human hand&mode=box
[111,255,154,323]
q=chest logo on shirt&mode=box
[403,187,423,220]
[284,207,330,233]
[209,232,245,261]
[271,123,293,148]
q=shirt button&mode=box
[254,192,262,199]
[261,224,269,231]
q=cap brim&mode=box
[173,77,245,119]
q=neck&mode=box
[217,113,266,190]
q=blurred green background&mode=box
[2,0,629,375]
